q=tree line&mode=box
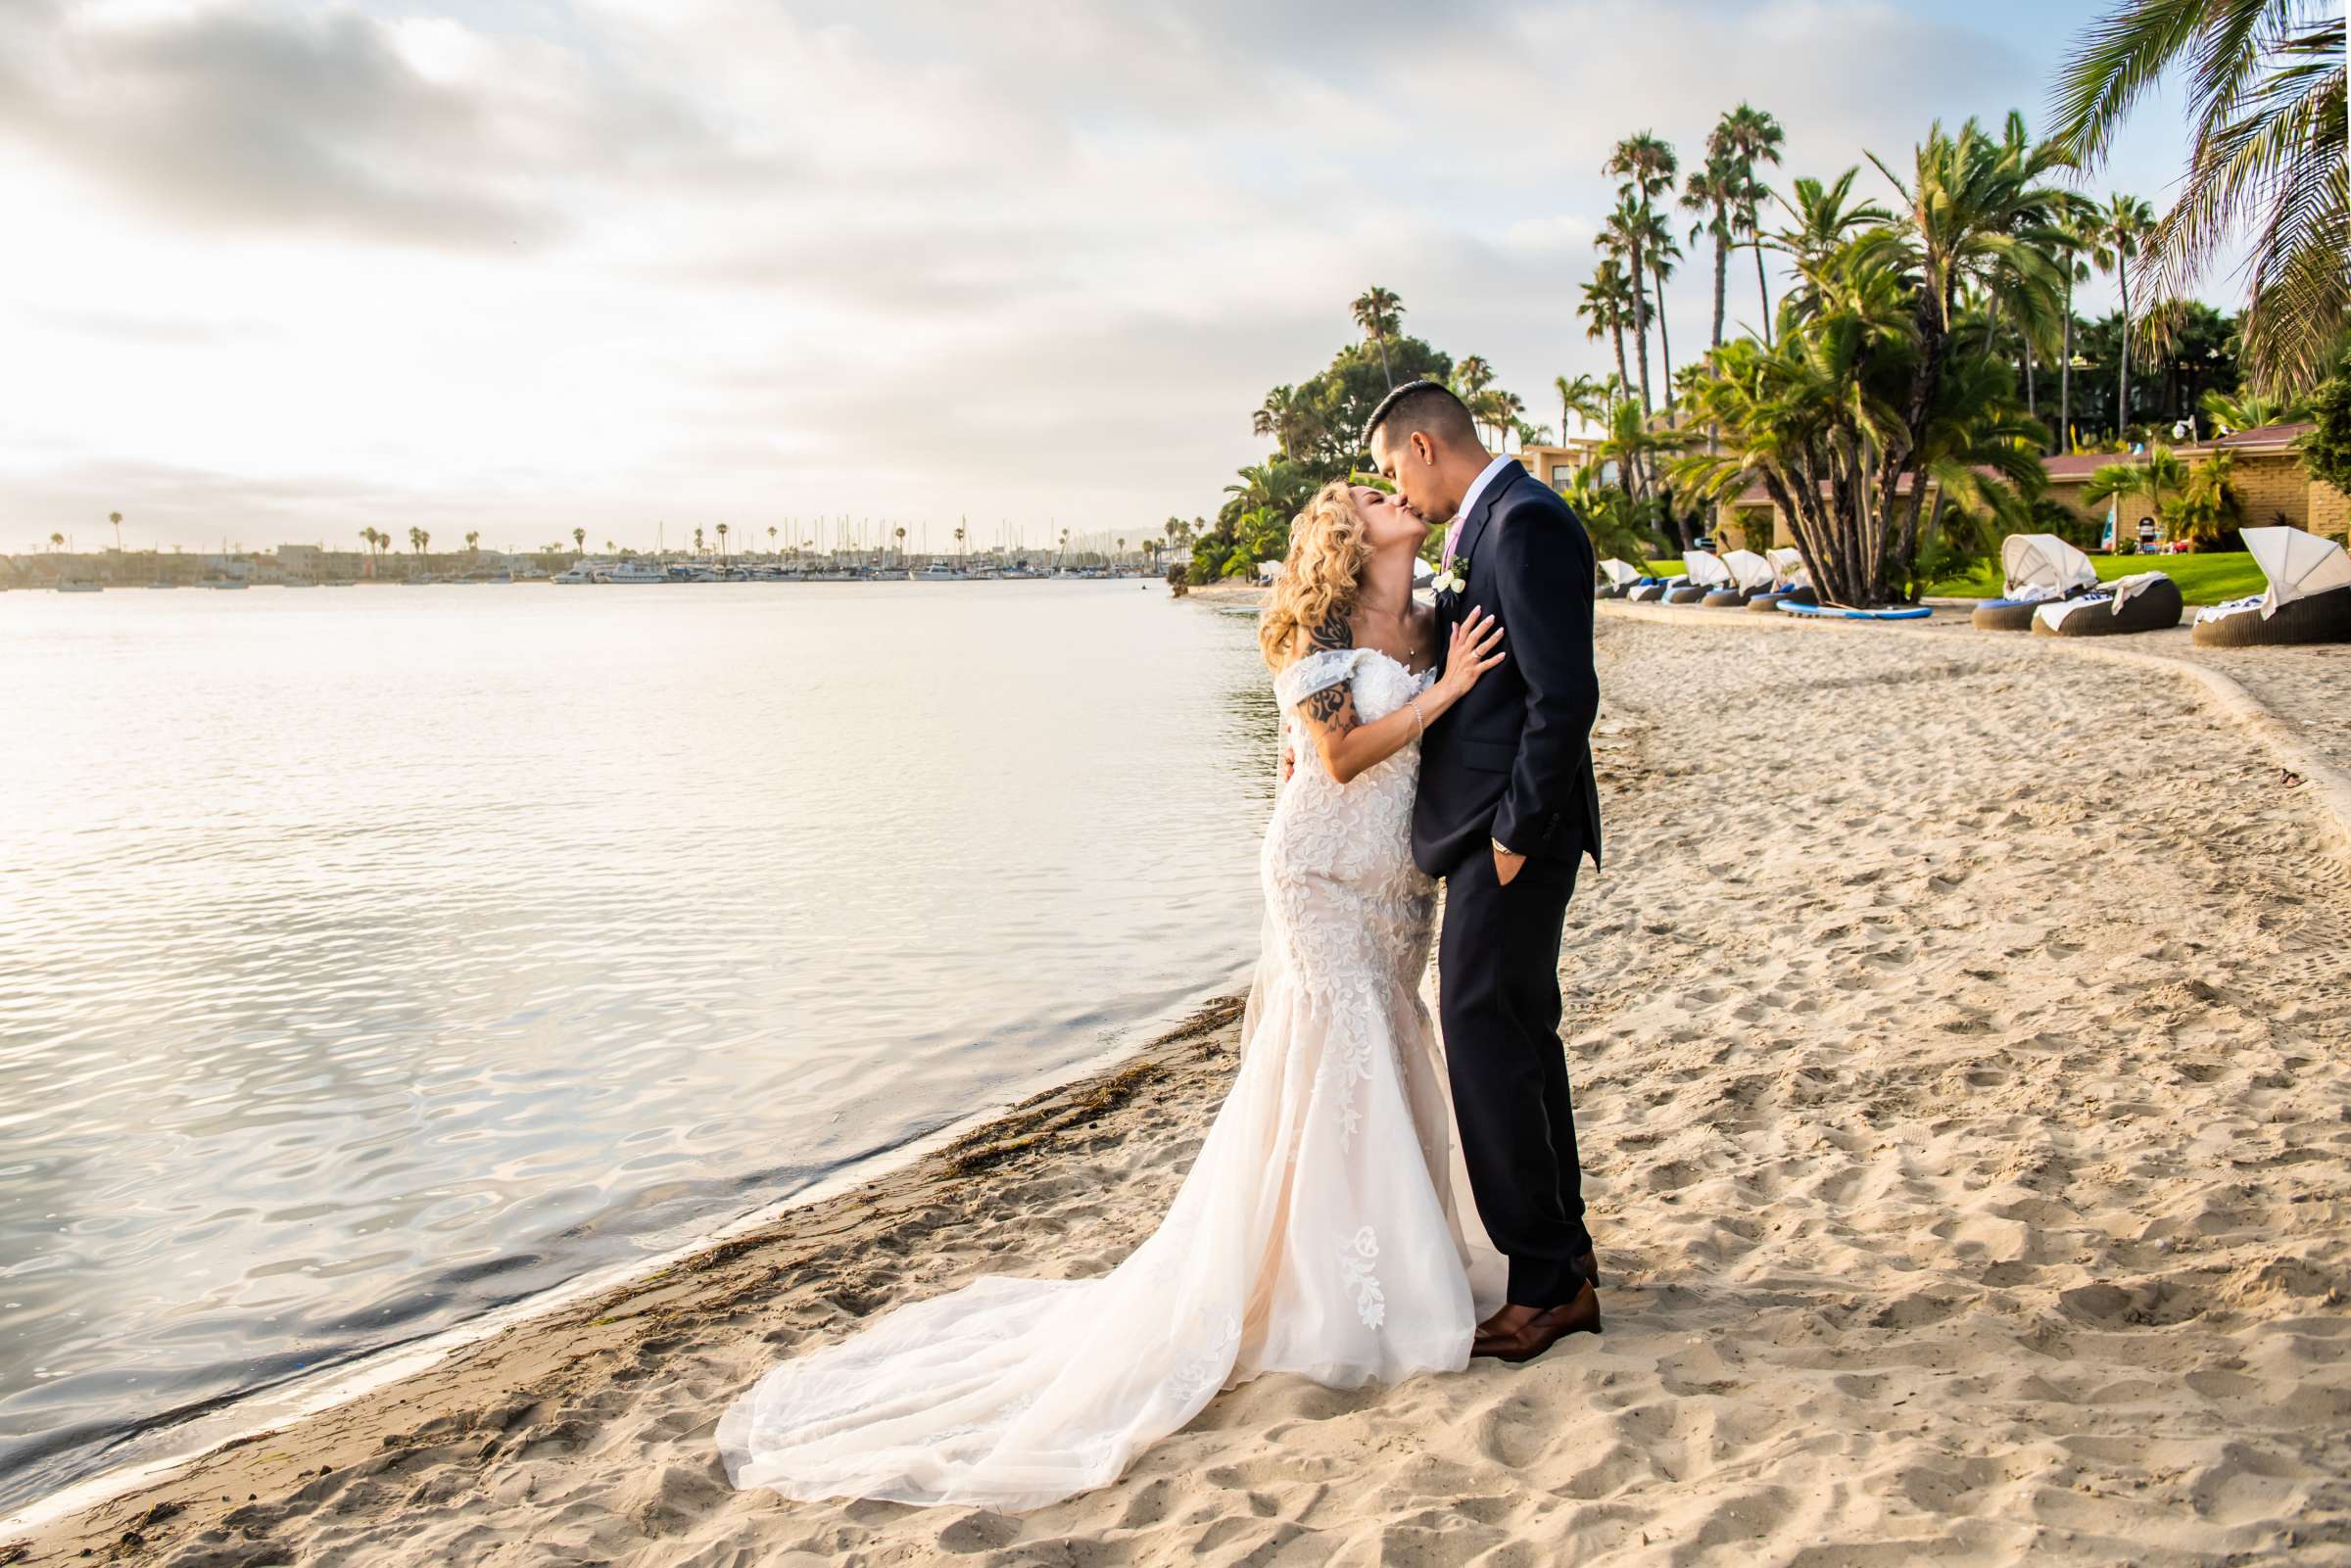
[1187,0,2346,605]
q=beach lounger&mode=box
[1746,549,1813,611]
[1666,550,1731,604]
[1972,534,2101,631]
[2190,527,2351,647]
[1749,583,1817,612]
[1595,558,1643,599]
[2030,572,2183,637]
[1626,576,1680,602]
[1703,548,1776,607]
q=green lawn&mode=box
[1646,557,1684,577]
[1923,550,2267,605]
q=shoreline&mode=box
[0,983,1255,1539]
[10,610,2350,1564]
[0,995,1256,1557]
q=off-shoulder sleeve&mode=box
[1273,647,1365,712]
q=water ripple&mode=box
[0,581,1273,1509]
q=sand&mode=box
[9,605,2350,1567]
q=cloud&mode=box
[0,0,2208,553]
[0,0,708,250]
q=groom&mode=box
[1365,381,1605,1364]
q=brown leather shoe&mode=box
[1579,1251,1600,1289]
[1472,1279,1602,1363]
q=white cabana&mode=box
[1766,546,1807,587]
[1999,533,2099,599]
[2241,525,2351,618]
[1599,557,1642,588]
[1683,549,1733,589]
[1721,549,1774,594]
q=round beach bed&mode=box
[2189,527,2351,647]
[1748,585,1816,613]
[2029,575,2183,638]
[1663,585,1711,604]
[1975,534,2102,633]
[1973,595,2077,632]
[2191,587,2351,646]
[1626,581,1673,602]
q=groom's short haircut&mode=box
[1362,380,1478,452]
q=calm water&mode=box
[0,581,1275,1510]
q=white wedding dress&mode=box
[718,646,1501,1510]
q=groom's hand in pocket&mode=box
[1493,844,1526,886]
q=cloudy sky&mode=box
[1,0,2210,556]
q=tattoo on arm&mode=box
[1305,616,1354,653]
[1301,681,1358,736]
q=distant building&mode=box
[1513,440,1607,491]
[2039,424,2346,544]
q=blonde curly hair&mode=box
[1258,481,1369,668]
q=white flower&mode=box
[1430,568,1464,594]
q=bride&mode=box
[718,481,1510,1510]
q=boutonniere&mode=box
[1430,553,1469,595]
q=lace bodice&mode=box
[1268,647,1437,952]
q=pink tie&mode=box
[1442,515,1464,567]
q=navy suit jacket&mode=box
[1410,464,1605,878]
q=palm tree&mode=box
[108,511,122,551]
[953,524,967,561]
[2166,446,2243,542]
[1867,118,2072,565]
[893,525,907,564]
[1350,287,1403,388]
[1453,354,1494,431]
[2050,193,2099,450]
[1629,204,1684,405]
[1579,260,1636,400]
[716,522,730,561]
[1252,384,1321,457]
[694,526,705,555]
[1681,153,1742,352]
[1554,373,1608,441]
[1769,169,1895,292]
[2089,193,2156,435]
[464,530,480,554]
[407,526,424,555]
[1715,104,1787,342]
[1476,388,1526,450]
[2083,443,2190,537]
[1596,398,1693,535]
[572,527,586,556]
[1605,132,1679,411]
[1599,198,1655,414]
[2200,386,2312,433]
[2052,0,2347,392]
[48,532,64,551]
